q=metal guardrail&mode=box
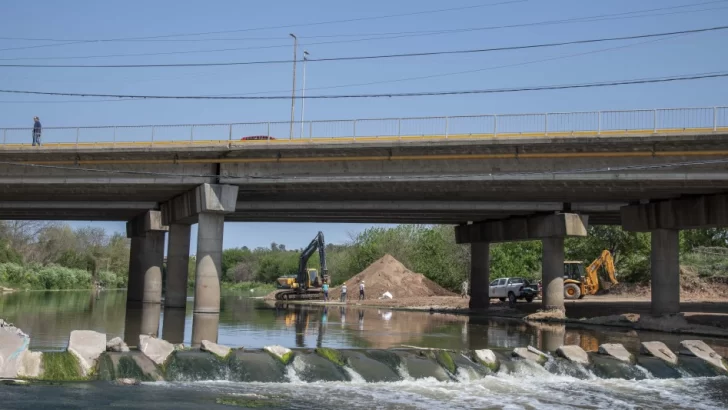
[1,107,727,147]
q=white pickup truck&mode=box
[489,277,538,304]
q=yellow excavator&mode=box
[563,250,618,300]
[274,231,330,301]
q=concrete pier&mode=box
[162,308,186,345]
[651,229,680,316]
[542,237,565,311]
[191,312,219,347]
[126,211,168,306]
[469,242,490,310]
[161,184,238,345]
[165,224,191,308]
[126,237,143,305]
[194,213,225,314]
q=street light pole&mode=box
[300,50,309,139]
[289,33,298,140]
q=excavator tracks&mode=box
[274,290,323,301]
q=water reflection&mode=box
[3,290,728,356]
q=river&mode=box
[1,290,727,409]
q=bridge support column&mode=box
[469,242,490,310]
[165,223,191,308]
[194,213,225,314]
[161,183,238,346]
[542,237,565,312]
[126,211,168,306]
[651,229,680,316]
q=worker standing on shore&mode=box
[359,280,366,300]
[461,280,469,298]
[322,281,329,301]
[340,284,347,302]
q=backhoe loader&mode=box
[563,250,618,300]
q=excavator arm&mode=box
[584,250,618,295]
[296,231,327,291]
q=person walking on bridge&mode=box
[32,116,42,146]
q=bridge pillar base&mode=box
[469,242,490,310]
[165,223,191,308]
[542,237,565,312]
[651,229,680,316]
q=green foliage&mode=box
[0,263,98,290]
[681,247,728,278]
[490,241,542,281]
[0,239,22,264]
[682,229,728,252]
[41,352,84,381]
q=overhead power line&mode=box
[0,0,720,46]
[0,1,526,52]
[1,2,726,58]
[0,32,684,104]
[0,25,725,68]
[1,71,726,100]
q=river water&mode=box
[1,290,727,409]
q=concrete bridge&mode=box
[1,106,727,344]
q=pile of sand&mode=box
[328,254,454,300]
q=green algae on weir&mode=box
[40,352,85,381]
[315,347,347,367]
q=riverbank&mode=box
[265,294,728,338]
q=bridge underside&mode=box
[0,132,726,224]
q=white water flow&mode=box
[170,372,728,410]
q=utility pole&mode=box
[289,33,297,140]
[300,50,309,139]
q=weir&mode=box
[2,321,726,384]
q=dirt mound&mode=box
[329,254,455,300]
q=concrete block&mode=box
[126,210,168,238]
[264,345,293,365]
[556,345,590,365]
[106,337,130,353]
[161,184,239,225]
[0,320,30,378]
[679,340,727,372]
[512,346,547,365]
[68,330,107,376]
[455,213,588,244]
[640,341,678,365]
[598,343,634,364]
[17,351,42,378]
[473,349,500,372]
[139,335,175,366]
[201,340,231,359]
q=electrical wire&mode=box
[218,32,688,97]
[0,25,725,67]
[0,0,721,45]
[0,1,526,52]
[0,71,726,100]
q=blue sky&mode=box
[1,0,727,250]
